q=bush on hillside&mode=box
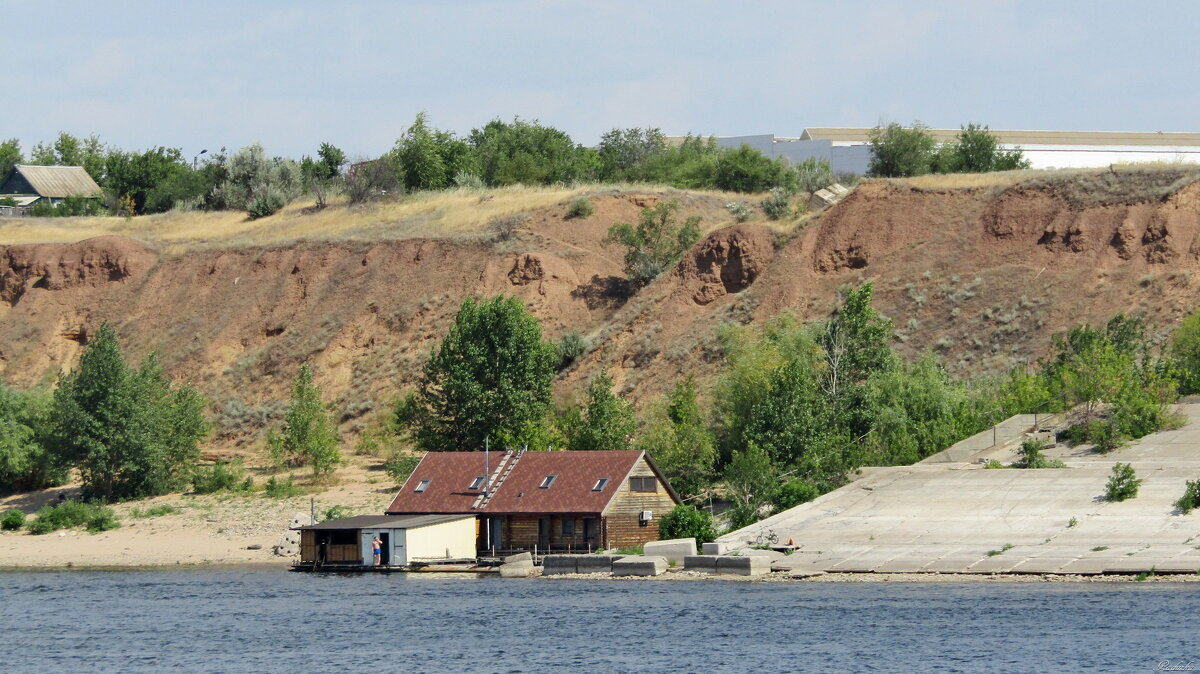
[1105,462,1141,502]
[565,197,594,219]
[773,479,820,510]
[191,461,254,494]
[247,190,287,219]
[760,188,791,220]
[267,365,341,480]
[1013,438,1064,468]
[604,200,701,286]
[2,509,25,531]
[555,331,587,370]
[383,452,421,484]
[658,504,717,545]
[26,501,120,535]
[488,213,527,241]
[263,475,301,499]
[725,201,752,222]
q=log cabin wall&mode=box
[299,529,363,563]
[602,457,680,550]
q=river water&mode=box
[1,570,1197,672]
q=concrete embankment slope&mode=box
[720,406,1200,575]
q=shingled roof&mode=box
[1,165,103,198]
[385,450,678,515]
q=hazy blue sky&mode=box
[7,1,1198,159]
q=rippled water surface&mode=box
[2,570,1197,672]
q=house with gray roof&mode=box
[0,164,103,214]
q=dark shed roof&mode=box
[294,514,472,531]
[1,165,102,198]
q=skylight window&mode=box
[468,476,485,490]
[592,478,610,492]
[414,479,431,493]
[539,474,558,489]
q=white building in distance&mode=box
[697,128,1200,176]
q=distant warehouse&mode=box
[678,129,1200,175]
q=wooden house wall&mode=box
[299,529,364,564]
[602,457,680,550]
[487,514,605,552]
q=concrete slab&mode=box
[541,555,577,575]
[643,538,696,564]
[612,555,668,577]
[683,555,718,573]
[741,549,787,563]
[499,560,537,578]
[701,542,727,555]
[503,552,532,564]
[575,555,623,574]
[716,555,772,576]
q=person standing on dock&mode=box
[372,535,382,566]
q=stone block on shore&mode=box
[716,555,772,576]
[499,560,538,578]
[575,555,623,574]
[613,555,668,577]
[542,555,578,575]
[701,542,727,556]
[504,551,533,564]
[684,555,719,572]
[643,538,696,565]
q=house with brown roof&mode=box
[0,164,103,213]
[386,449,681,553]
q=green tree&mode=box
[714,144,797,193]
[724,445,776,530]
[817,282,897,432]
[469,117,586,186]
[597,127,667,182]
[50,324,208,501]
[300,142,347,207]
[269,365,341,479]
[947,123,1030,173]
[103,147,196,214]
[404,295,557,451]
[0,383,63,492]
[1170,310,1200,394]
[640,135,720,189]
[604,199,702,286]
[867,122,936,177]
[559,371,636,452]
[638,376,717,498]
[0,138,22,179]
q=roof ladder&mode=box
[472,448,525,510]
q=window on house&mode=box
[468,476,485,490]
[629,476,657,492]
[592,478,610,492]
[539,475,557,489]
[414,479,431,493]
[562,518,575,536]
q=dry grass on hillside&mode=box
[0,183,764,253]
[893,163,1200,202]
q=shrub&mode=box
[27,501,120,535]
[773,479,820,510]
[247,190,287,219]
[1105,462,1142,502]
[453,171,484,189]
[725,201,752,222]
[658,504,717,545]
[867,122,937,177]
[0,196,16,207]
[488,213,527,241]
[191,461,253,494]
[795,157,835,193]
[1175,479,1200,514]
[565,197,594,219]
[760,188,791,220]
[263,475,301,499]
[555,331,587,370]
[2,509,25,531]
[1013,438,1065,468]
[604,200,701,286]
[383,451,421,484]
[321,505,354,521]
[130,504,177,519]
[345,159,402,204]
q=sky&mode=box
[6,0,1199,160]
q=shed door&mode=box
[361,532,375,565]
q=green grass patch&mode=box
[1091,546,1109,552]
[263,475,301,498]
[986,543,1015,557]
[130,504,178,519]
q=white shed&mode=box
[297,514,476,567]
